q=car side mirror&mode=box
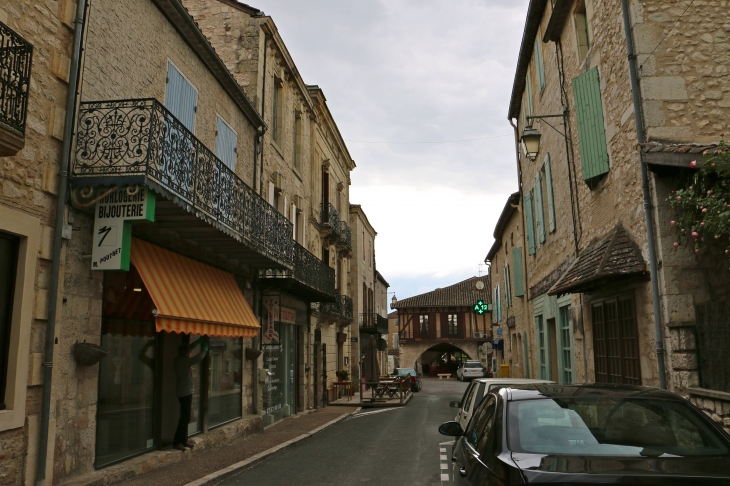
[438,421,464,437]
[449,401,461,408]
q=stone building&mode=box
[508,0,730,429]
[180,0,356,409]
[393,277,491,376]
[485,192,536,379]
[374,271,390,375]
[387,310,399,373]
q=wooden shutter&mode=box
[440,313,448,339]
[165,62,197,132]
[457,313,465,339]
[534,173,546,244]
[544,154,556,233]
[535,37,544,90]
[524,191,536,255]
[504,263,512,308]
[573,67,610,182]
[215,116,237,170]
[512,248,524,297]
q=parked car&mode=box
[451,378,554,430]
[440,384,730,485]
[456,361,486,381]
[391,367,422,392]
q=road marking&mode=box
[439,441,455,485]
[349,407,403,419]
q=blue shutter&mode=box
[524,191,536,255]
[535,38,545,90]
[165,62,197,133]
[534,173,546,244]
[544,154,556,233]
[512,247,524,297]
[573,67,609,182]
[215,116,237,170]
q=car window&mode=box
[477,397,499,455]
[465,395,496,448]
[508,397,730,457]
[471,383,486,412]
[465,362,482,368]
[462,383,477,411]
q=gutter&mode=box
[621,0,667,389]
[37,0,88,483]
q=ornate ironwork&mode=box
[320,294,353,321]
[360,313,388,335]
[0,21,32,133]
[319,202,341,237]
[337,220,352,251]
[73,99,293,267]
[293,243,335,297]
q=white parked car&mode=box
[455,360,485,381]
[450,378,554,430]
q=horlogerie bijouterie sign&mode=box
[91,186,155,270]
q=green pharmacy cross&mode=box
[473,300,491,315]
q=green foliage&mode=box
[668,138,730,261]
[335,369,349,381]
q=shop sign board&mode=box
[91,186,155,271]
[351,337,358,343]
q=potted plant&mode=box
[335,370,349,382]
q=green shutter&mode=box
[544,154,556,233]
[524,191,536,255]
[534,173,546,244]
[535,38,545,90]
[512,247,524,297]
[526,72,533,117]
[504,263,512,308]
[573,67,609,182]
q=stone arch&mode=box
[399,341,482,376]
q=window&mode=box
[574,1,591,62]
[165,61,197,133]
[419,315,429,338]
[534,173,546,245]
[559,305,574,384]
[537,315,548,380]
[0,233,18,410]
[448,314,458,337]
[272,78,283,145]
[215,115,237,170]
[535,36,545,91]
[544,154,556,233]
[362,231,365,261]
[504,263,512,308]
[573,67,609,185]
[292,115,301,170]
[524,191,536,255]
[493,286,502,323]
[592,294,641,385]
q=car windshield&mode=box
[395,369,415,376]
[464,362,481,368]
[508,397,730,457]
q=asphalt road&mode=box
[220,378,469,486]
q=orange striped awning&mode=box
[130,238,259,338]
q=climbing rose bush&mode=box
[669,136,730,261]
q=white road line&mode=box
[439,440,455,485]
[349,407,403,418]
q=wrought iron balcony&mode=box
[336,220,352,252]
[259,242,336,302]
[319,202,341,238]
[72,99,293,268]
[360,313,389,335]
[0,21,33,155]
[316,294,353,321]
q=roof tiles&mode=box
[393,276,490,309]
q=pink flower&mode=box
[670,220,676,226]
[691,231,700,239]
[690,160,697,168]
[711,163,716,167]
[708,190,713,195]
[682,229,686,233]
[695,249,700,254]
[702,208,708,213]
[677,196,682,200]
[716,235,721,239]
[674,242,679,248]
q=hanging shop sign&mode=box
[91,186,155,271]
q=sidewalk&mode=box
[60,406,359,486]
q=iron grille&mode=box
[319,294,353,320]
[696,301,730,392]
[320,202,341,237]
[360,313,388,335]
[72,99,293,267]
[0,21,32,133]
[337,220,352,250]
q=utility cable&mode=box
[344,134,512,144]
[639,0,695,70]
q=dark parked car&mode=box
[439,384,730,485]
[392,367,422,392]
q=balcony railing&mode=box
[259,242,335,299]
[320,202,341,237]
[72,99,293,267]
[337,220,352,251]
[360,313,389,335]
[318,294,353,321]
[0,21,33,133]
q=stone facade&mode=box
[509,0,730,429]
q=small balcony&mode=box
[319,202,341,242]
[71,98,294,269]
[259,242,336,302]
[360,313,389,335]
[0,21,33,156]
[336,220,352,254]
[314,294,353,322]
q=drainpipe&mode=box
[259,33,269,195]
[37,0,88,483]
[621,0,667,389]
[251,272,260,415]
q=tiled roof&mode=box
[548,225,648,296]
[393,276,490,309]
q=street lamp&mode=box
[520,125,541,161]
[391,294,397,308]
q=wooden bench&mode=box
[437,373,451,380]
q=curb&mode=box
[183,407,362,486]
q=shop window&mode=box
[0,233,18,410]
[207,336,243,428]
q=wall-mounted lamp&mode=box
[520,125,542,162]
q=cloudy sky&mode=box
[255,0,530,306]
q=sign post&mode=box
[91,186,155,271]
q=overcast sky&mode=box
[254,0,530,307]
